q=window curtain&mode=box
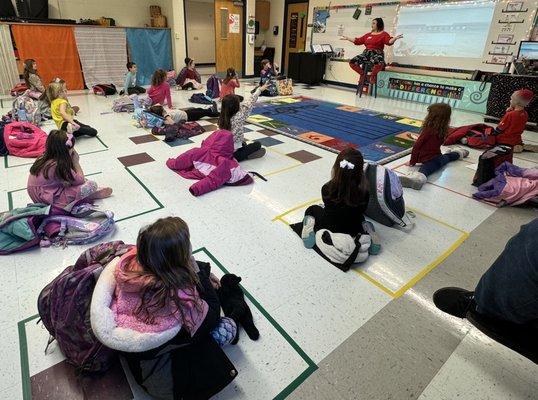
[0,25,19,95]
[11,25,84,90]
[74,27,128,89]
[126,28,172,86]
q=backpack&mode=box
[3,121,47,158]
[112,95,135,113]
[277,78,293,96]
[37,241,130,373]
[473,145,513,187]
[92,83,117,96]
[364,163,409,227]
[133,108,164,129]
[189,93,213,105]
[152,121,205,142]
[206,75,221,99]
[12,94,42,125]
[0,203,51,255]
[10,82,28,96]
[38,204,115,246]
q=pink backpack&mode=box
[37,241,130,373]
[3,121,47,158]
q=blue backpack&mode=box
[206,75,221,99]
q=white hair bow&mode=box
[339,160,355,170]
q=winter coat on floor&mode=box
[473,162,538,206]
[166,129,253,196]
[3,121,47,157]
[444,123,496,149]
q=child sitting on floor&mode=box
[301,148,370,248]
[148,69,173,109]
[27,130,112,209]
[400,103,468,190]
[47,79,97,137]
[259,60,279,97]
[220,68,243,102]
[23,59,45,99]
[176,57,203,90]
[219,81,270,161]
[491,89,535,153]
[148,103,219,125]
[121,62,146,95]
[90,217,237,399]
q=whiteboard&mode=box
[311,5,399,61]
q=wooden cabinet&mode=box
[255,1,270,31]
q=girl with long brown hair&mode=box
[23,59,45,95]
[400,103,469,190]
[301,147,370,248]
[90,217,238,398]
[27,130,112,209]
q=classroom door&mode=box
[215,0,243,75]
[284,3,308,72]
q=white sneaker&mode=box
[454,147,469,159]
[399,171,427,190]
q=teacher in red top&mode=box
[341,18,403,84]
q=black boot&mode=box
[433,287,475,318]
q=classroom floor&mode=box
[1,80,537,400]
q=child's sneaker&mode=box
[454,147,469,159]
[301,215,316,248]
[399,171,427,190]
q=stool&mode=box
[356,62,379,98]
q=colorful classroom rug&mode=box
[248,96,422,163]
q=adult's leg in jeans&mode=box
[474,219,538,324]
[418,152,460,176]
[233,142,262,161]
[73,120,98,137]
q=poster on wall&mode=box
[313,9,329,33]
[229,14,240,33]
[289,13,298,47]
[496,34,514,44]
[505,1,524,12]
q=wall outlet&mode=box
[175,32,180,39]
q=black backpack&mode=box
[92,84,117,96]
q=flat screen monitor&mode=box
[518,41,538,60]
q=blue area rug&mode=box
[249,96,422,163]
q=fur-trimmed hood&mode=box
[90,258,181,353]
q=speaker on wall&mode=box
[16,0,48,19]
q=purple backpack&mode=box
[206,75,221,99]
[37,241,130,373]
[38,204,115,246]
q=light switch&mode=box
[175,32,180,39]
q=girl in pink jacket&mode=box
[27,130,112,209]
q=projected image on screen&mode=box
[394,1,495,58]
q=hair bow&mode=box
[339,160,355,170]
[65,133,74,148]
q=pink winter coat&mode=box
[111,247,208,335]
[4,121,47,158]
[166,129,253,196]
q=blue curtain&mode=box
[126,28,172,86]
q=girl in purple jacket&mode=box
[27,130,112,209]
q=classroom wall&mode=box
[48,0,170,27]
[246,0,256,75]
[185,0,215,64]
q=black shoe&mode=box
[433,287,475,318]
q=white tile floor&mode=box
[1,81,537,399]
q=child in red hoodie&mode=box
[493,89,534,152]
[400,103,468,190]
